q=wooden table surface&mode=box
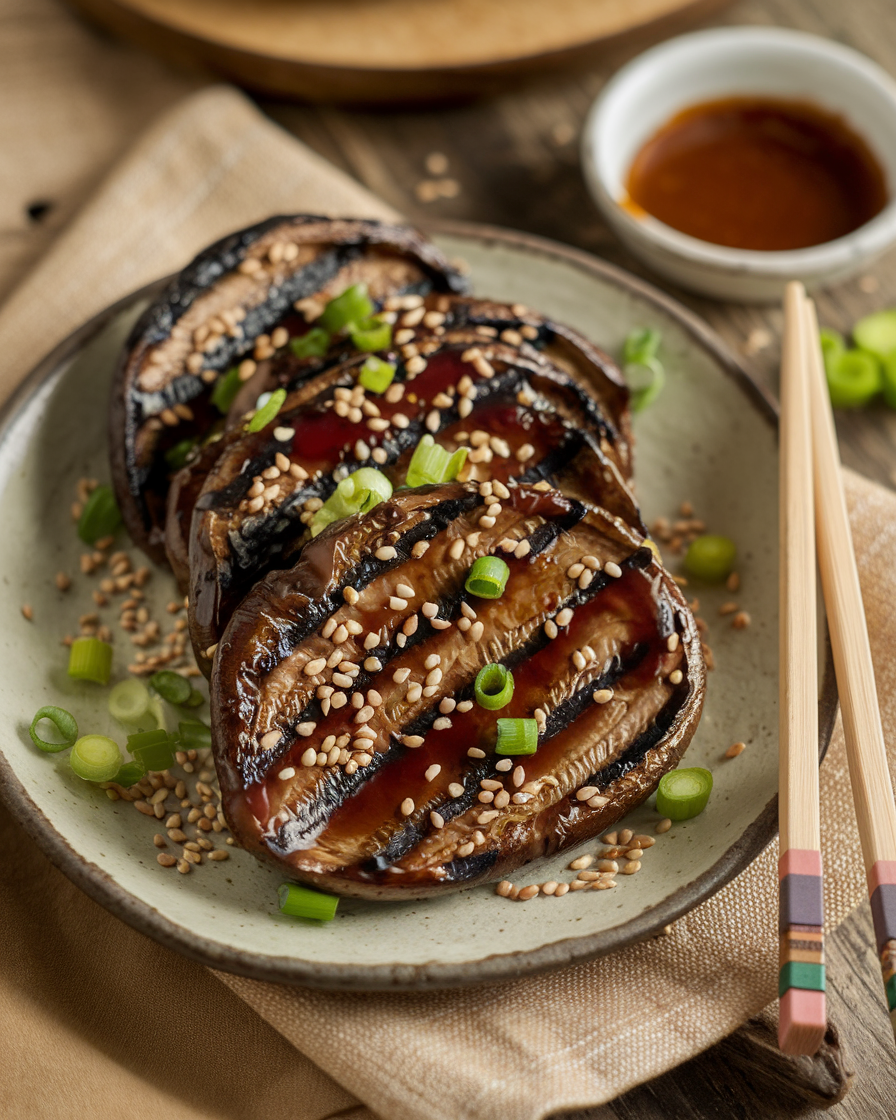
[257,0,896,1116]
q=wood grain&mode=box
[61,0,726,103]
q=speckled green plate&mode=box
[0,223,835,990]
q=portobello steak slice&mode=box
[184,334,643,664]
[211,482,704,900]
[109,216,468,563]
[164,290,634,595]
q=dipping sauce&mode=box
[624,96,888,251]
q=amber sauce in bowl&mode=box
[624,96,887,252]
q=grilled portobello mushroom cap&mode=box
[110,216,468,563]
[182,329,642,665]
[211,482,704,900]
[164,291,634,597]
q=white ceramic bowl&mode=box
[582,27,896,302]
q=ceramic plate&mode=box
[0,223,835,990]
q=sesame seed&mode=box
[576,786,600,801]
[278,767,296,781]
[478,810,499,823]
[569,854,593,870]
[388,596,408,611]
[431,811,445,828]
[424,764,441,781]
[726,741,746,758]
[495,758,513,772]
[541,880,559,896]
[260,730,280,750]
[469,621,484,641]
[344,587,359,605]
[406,682,422,702]
[396,582,415,599]
[403,614,419,636]
[303,657,326,676]
[332,624,349,644]
[544,619,558,640]
[556,608,573,627]
[448,782,464,798]
[332,672,352,688]
[478,791,494,803]
[301,748,317,766]
[588,795,609,808]
[412,540,429,558]
[669,669,683,685]
[426,668,443,686]
[364,656,383,672]
[402,735,425,748]
[456,700,474,712]
[449,538,465,560]
[578,570,593,590]
[667,633,680,652]
[582,554,600,570]
[514,540,531,559]
[572,650,586,671]
[512,766,526,788]
[480,779,502,791]
[496,881,513,897]
[297,722,317,736]
[467,747,486,759]
[479,516,496,529]
[518,885,539,900]
[511,792,531,804]
[732,610,751,629]
[393,667,411,683]
[605,561,623,579]
[593,689,614,704]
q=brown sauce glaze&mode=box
[625,96,887,251]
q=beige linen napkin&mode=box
[2,84,896,1120]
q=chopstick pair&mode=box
[778,281,896,1055]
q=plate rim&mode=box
[0,220,838,990]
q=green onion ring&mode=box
[465,555,510,599]
[277,882,339,921]
[29,706,78,753]
[474,663,514,710]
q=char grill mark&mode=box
[212,485,704,898]
[110,216,467,560]
[187,344,641,658]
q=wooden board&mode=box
[63,0,726,104]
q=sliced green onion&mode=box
[183,688,205,709]
[113,761,145,787]
[149,670,192,706]
[358,355,397,393]
[495,718,539,756]
[683,535,736,583]
[246,387,287,433]
[108,678,152,725]
[624,327,662,367]
[881,352,896,409]
[29,705,78,753]
[825,349,882,408]
[309,468,393,537]
[852,309,896,361]
[127,728,175,772]
[623,328,665,411]
[320,283,374,333]
[70,735,123,783]
[164,437,198,472]
[68,636,113,685]
[656,766,713,820]
[290,327,330,359]
[178,719,212,750]
[465,555,510,599]
[819,328,846,372]
[277,882,339,922]
[406,434,467,487]
[211,365,244,414]
[77,485,122,544]
[350,317,392,353]
[474,663,514,710]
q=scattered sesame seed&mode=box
[301,748,317,767]
[518,884,540,900]
[431,811,445,828]
[389,596,409,611]
[667,633,680,651]
[456,700,474,713]
[732,610,751,630]
[725,741,746,759]
[448,782,464,798]
[604,561,622,579]
[304,657,326,676]
[467,747,486,759]
[592,689,614,704]
[495,758,513,772]
[669,669,683,685]
[400,797,415,816]
[656,818,673,834]
[278,767,296,781]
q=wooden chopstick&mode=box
[803,292,896,1047]
[777,281,826,1056]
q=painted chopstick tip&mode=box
[779,988,827,1056]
